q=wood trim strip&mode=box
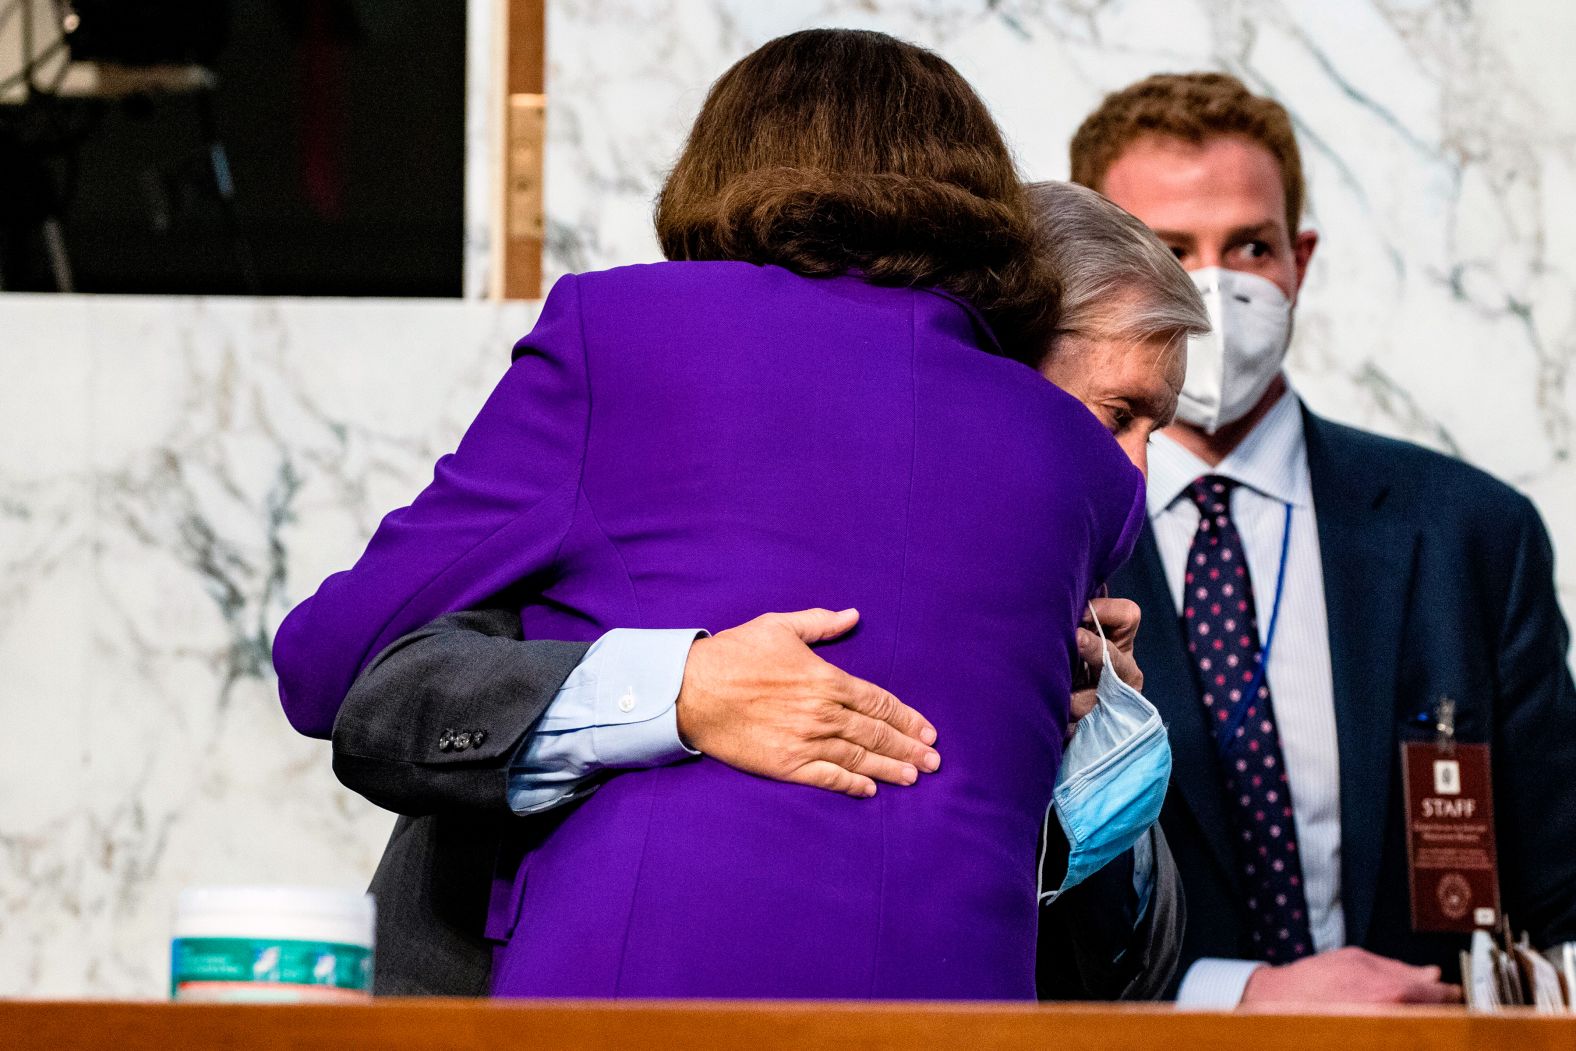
[3,999,1573,1051]
[501,0,546,299]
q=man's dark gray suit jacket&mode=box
[331,609,1185,1000]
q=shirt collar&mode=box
[1146,387,1310,517]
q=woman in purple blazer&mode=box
[274,30,1144,999]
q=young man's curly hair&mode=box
[1070,72,1306,237]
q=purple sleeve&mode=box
[1096,463,1149,586]
[273,275,590,738]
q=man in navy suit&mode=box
[1070,72,1576,1006]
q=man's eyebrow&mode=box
[1091,376,1179,427]
[1224,222,1278,242]
[1128,350,1183,426]
[1150,228,1195,245]
[1124,380,1179,428]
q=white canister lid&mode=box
[175,886,375,948]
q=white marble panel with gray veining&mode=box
[0,294,538,997]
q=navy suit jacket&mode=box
[1111,407,1576,984]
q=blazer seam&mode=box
[539,275,651,994]
[565,273,644,649]
[575,486,644,626]
[867,295,919,997]
[552,271,595,571]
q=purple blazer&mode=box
[274,262,1144,999]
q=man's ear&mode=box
[1292,229,1319,298]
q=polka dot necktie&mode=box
[1182,475,1313,963]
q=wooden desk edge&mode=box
[1,997,1571,1051]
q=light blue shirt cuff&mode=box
[507,628,705,815]
[1175,958,1263,1008]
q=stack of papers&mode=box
[1462,924,1574,1011]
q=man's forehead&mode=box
[1100,133,1287,235]
[1091,336,1184,397]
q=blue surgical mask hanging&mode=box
[1039,606,1173,903]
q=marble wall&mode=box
[0,295,537,996]
[1,0,1572,998]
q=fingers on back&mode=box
[795,759,875,798]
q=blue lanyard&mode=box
[1217,501,1294,750]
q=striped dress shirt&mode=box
[1147,389,1346,1006]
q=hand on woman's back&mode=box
[676,608,942,798]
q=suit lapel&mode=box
[1302,409,1415,948]
[1112,526,1243,897]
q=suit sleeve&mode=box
[332,610,591,817]
[1493,497,1576,946]
[273,274,591,738]
[1035,824,1186,1001]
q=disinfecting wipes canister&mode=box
[171,886,375,1002]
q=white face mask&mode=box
[1177,267,1293,433]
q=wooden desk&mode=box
[1,1000,1572,1051]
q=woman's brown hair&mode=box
[655,29,1056,363]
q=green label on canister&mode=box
[170,937,372,1000]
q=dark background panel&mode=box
[0,0,466,296]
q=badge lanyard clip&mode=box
[1434,696,1457,757]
